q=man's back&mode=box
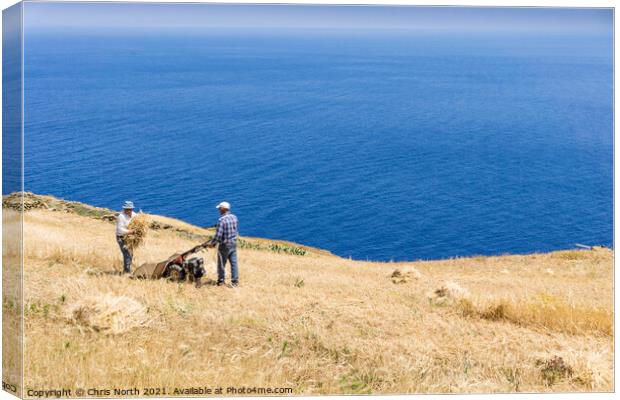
[216,212,238,244]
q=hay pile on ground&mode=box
[427,281,470,305]
[66,292,151,335]
[124,213,148,250]
[390,266,422,284]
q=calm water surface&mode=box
[23,28,613,260]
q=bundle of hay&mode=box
[67,292,151,335]
[390,266,422,284]
[427,281,470,306]
[390,267,421,284]
[124,213,148,251]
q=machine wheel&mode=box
[167,264,186,282]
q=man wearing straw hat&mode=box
[207,201,239,287]
[116,201,137,274]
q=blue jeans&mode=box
[217,242,238,283]
[116,236,132,273]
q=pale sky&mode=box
[23,2,612,33]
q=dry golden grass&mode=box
[427,271,613,336]
[8,203,614,395]
[3,209,23,397]
[455,293,613,336]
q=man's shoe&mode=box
[217,281,225,286]
[231,281,239,288]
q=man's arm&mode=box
[208,220,224,246]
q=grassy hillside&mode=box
[3,194,614,395]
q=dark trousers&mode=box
[116,235,133,273]
[217,242,238,283]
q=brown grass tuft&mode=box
[552,250,591,260]
[480,301,509,321]
[536,356,574,386]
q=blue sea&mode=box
[22,28,613,261]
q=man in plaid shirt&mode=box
[208,201,239,287]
